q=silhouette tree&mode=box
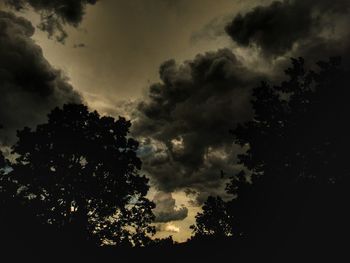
[9,104,155,246]
[192,57,350,256]
[233,56,350,185]
[232,57,349,228]
[191,196,233,237]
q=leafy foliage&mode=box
[191,196,233,237]
[193,57,350,246]
[233,56,349,184]
[9,104,155,246]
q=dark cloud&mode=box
[0,11,81,145]
[155,223,180,233]
[152,192,188,223]
[4,0,98,42]
[225,0,350,57]
[134,49,264,202]
[134,0,350,205]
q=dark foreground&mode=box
[1,223,348,263]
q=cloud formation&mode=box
[225,0,350,57]
[155,222,180,233]
[134,49,264,202]
[0,11,81,144]
[4,0,98,42]
[134,0,350,206]
[153,192,188,223]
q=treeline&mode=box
[0,104,157,261]
[1,57,350,262]
[188,57,350,261]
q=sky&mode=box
[26,0,262,113]
[1,0,350,242]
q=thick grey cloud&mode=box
[225,0,350,57]
[4,0,98,42]
[152,192,188,223]
[134,49,264,202]
[134,0,350,205]
[0,11,81,145]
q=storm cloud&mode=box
[0,11,81,144]
[133,0,350,205]
[225,0,350,57]
[153,192,188,223]
[134,49,264,202]
[4,0,98,42]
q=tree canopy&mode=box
[233,56,349,184]
[9,104,155,246]
[192,57,350,252]
[191,196,233,237]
